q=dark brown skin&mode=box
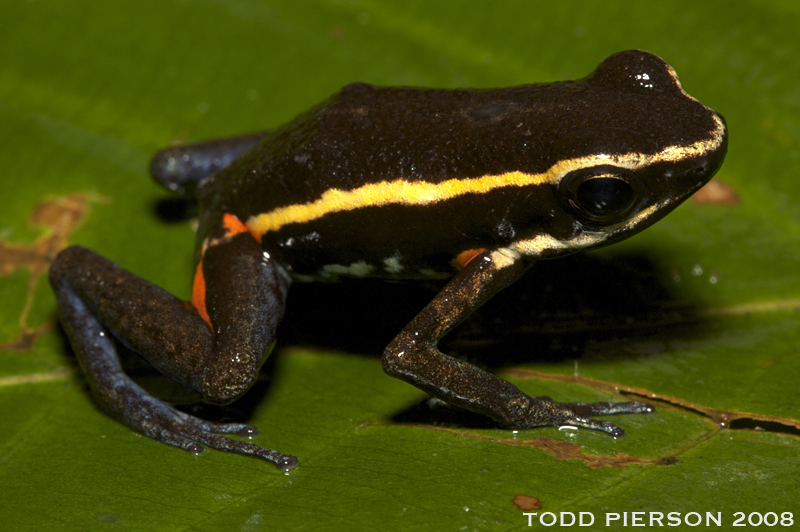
[50,50,727,470]
[198,51,725,274]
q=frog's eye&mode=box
[576,176,635,218]
[561,167,640,225]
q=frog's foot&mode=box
[525,396,654,437]
[119,383,298,471]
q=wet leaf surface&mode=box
[1,0,799,529]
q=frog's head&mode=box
[510,50,728,259]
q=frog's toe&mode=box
[172,414,296,469]
[562,400,655,417]
[523,396,653,437]
[146,420,206,454]
[122,390,298,469]
[571,418,627,437]
[541,409,628,437]
[192,419,260,437]
[183,425,299,471]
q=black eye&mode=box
[560,166,643,225]
[575,177,636,220]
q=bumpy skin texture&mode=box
[51,50,727,469]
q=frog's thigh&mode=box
[50,224,288,405]
[197,223,289,403]
[50,245,215,396]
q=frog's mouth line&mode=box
[506,196,674,259]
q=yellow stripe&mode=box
[247,115,725,235]
[248,155,616,234]
[247,169,557,234]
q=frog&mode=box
[49,50,727,471]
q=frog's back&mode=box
[200,82,554,214]
[202,54,719,218]
[196,50,725,278]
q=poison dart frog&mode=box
[50,50,727,471]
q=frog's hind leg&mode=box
[382,249,654,438]
[150,131,269,194]
[49,220,296,470]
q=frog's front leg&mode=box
[382,249,653,436]
[49,215,297,470]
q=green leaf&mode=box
[1,0,799,530]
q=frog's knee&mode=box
[49,245,89,283]
[200,359,261,405]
